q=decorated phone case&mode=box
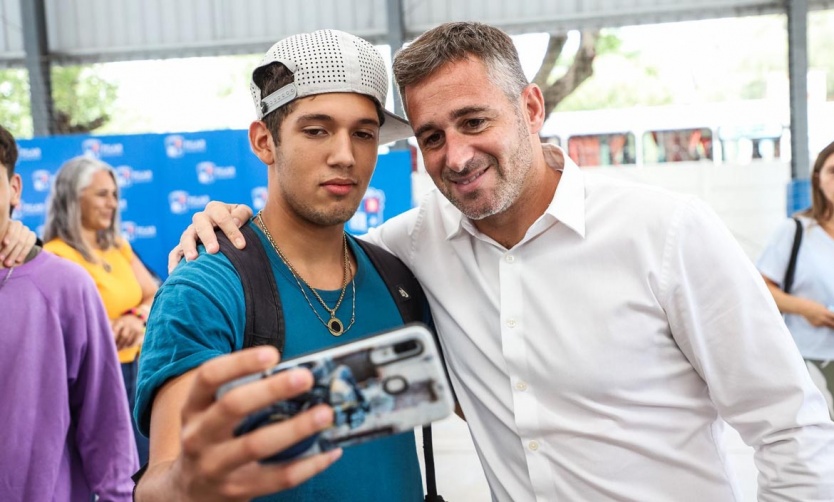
[216,323,454,463]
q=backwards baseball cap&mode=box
[250,29,413,145]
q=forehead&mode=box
[288,92,379,119]
[85,170,115,188]
[403,57,507,125]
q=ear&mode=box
[520,84,546,135]
[249,120,276,166]
[9,173,22,209]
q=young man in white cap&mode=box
[132,30,426,501]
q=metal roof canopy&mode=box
[0,0,831,65]
[2,0,831,178]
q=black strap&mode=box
[421,425,446,502]
[782,217,803,294]
[355,238,426,326]
[217,224,285,352]
[220,231,446,500]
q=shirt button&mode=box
[505,254,515,263]
[506,319,517,328]
[515,381,528,391]
[528,440,539,451]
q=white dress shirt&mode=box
[364,147,834,501]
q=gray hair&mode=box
[43,156,122,263]
[392,22,529,112]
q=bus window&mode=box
[566,133,636,167]
[718,124,783,164]
[643,128,713,164]
[720,137,783,163]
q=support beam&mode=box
[20,0,55,137]
[386,0,408,150]
[787,0,809,180]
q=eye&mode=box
[421,132,443,149]
[303,127,328,138]
[463,118,486,130]
[354,129,377,141]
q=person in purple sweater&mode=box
[0,124,138,501]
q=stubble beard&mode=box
[441,119,534,221]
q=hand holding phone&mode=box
[216,323,454,463]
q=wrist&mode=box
[125,307,148,325]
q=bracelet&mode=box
[126,307,147,324]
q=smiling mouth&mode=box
[451,167,488,186]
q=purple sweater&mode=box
[0,251,137,501]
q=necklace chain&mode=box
[0,266,14,293]
[256,212,355,336]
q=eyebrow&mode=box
[413,105,492,138]
[296,113,380,128]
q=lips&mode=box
[446,165,489,195]
[321,178,356,196]
[452,168,487,186]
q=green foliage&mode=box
[51,65,117,132]
[0,69,33,138]
[0,64,116,138]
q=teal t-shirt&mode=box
[136,225,423,501]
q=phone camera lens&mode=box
[393,340,419,354]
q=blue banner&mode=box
[13,130,413,280]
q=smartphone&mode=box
[216,322,454,463]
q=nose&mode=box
[444,131,473,173]
[327,130,356,169]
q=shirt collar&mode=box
[442,144,587,240]
[544,145,586,238]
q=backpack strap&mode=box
[216,223,285,352]
[782,217,803,294]
[354,238,426,325]
[354,238,446,502]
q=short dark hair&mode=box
[253,63,299,146]
[0,125,18,179]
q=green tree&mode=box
[0,64,117,138]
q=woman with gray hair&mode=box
[44,155,158,466]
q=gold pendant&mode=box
[328,316,344,336]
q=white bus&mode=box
[540,100,834,168]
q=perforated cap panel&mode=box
[249,29,411,144]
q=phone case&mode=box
[216,323,454,463]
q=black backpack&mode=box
[217,223,446,502]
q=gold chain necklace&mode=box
[256,212,355,336]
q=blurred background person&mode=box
[43,156,158,465]
[758,140,834,416]
[0,124,137,501]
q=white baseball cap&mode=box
[250,29,413,145]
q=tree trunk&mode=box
[532,30,599,117]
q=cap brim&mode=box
[379,111,414,145]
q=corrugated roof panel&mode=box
[0,0,832,65]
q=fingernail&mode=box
[235,238,245,249]
[328,448,343,461]
[256,347,274,363]
[314,407,333,426]
[287,369,308,388]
